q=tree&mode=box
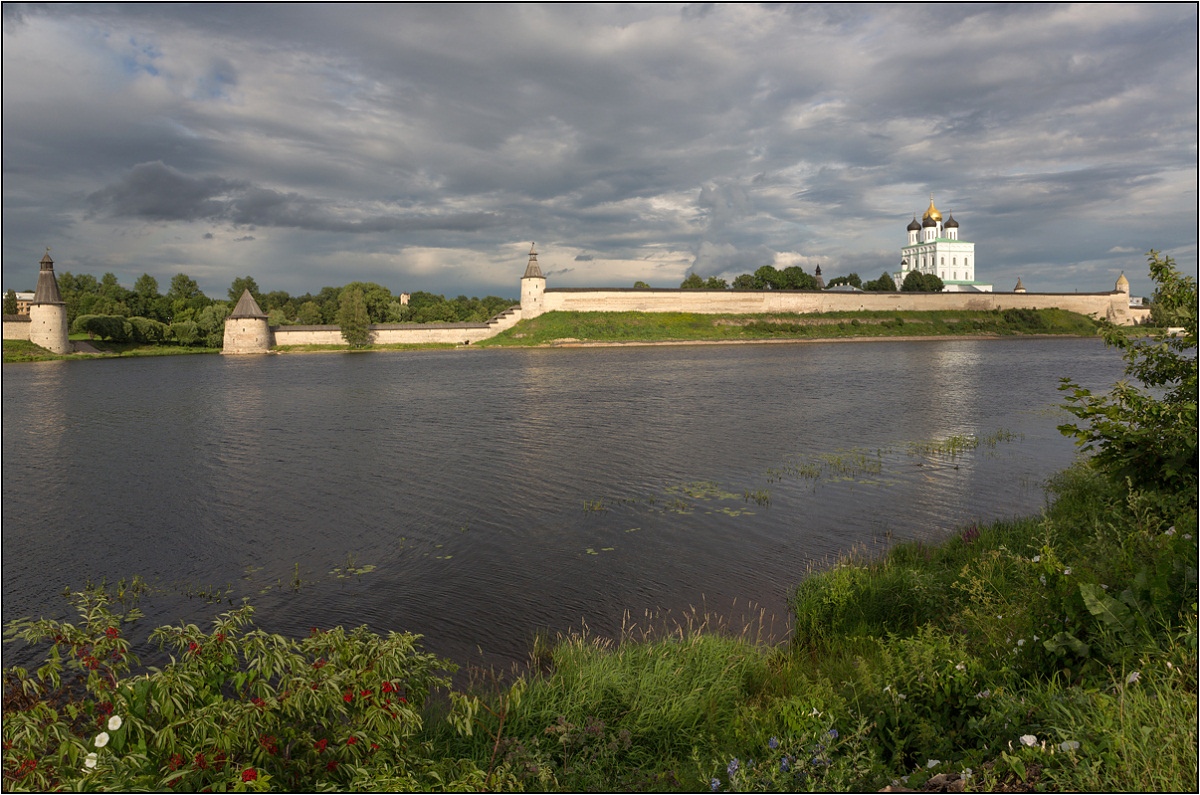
[228,276,263,306]
[297,301,324,325]
[1059,251,1197,499]
[129,316,168,344]
[633,281,651,289]
[170,320,201,346]
[166,273,204,302]
[863,272,897,292]
[779,266,817,290]
[195,303,231,336]
[901,272,945,292]
[753,265,782,290]
[3,289,17,315]
[827,273,862,289]
[680,273,705,289]
[705,276,728,290]
[731,274,757,290]
[337,288,371,347]
[133,274,159,298]
[341,282,394,323]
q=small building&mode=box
[10,291,35,314]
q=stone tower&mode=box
[222,289,271,354]
[29,249,71,354]
[520,242,546,320]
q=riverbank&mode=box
[479,307,1104,347]
[6,309,1163,362]
[4,460,1194,792]
[1,338,220,363]
[420,461,1196,793]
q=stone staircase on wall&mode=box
[484,305,523,335]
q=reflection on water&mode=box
[3,338,1125,669]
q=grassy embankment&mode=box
[423,461,1196,792]
[480,307,1104,346]
[2,338,220,363]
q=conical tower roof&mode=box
[523,242,544,279]
[32,248,64,305]
[229,289,267,319]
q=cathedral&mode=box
[895,197,992,292]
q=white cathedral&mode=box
[895,197,992,292]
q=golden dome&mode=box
[922,194,942,222]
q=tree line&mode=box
[666,265,944,292]
[30,271,516,347]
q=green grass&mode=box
[480,308,1101,346]
[2,339,73,362]
[429,462,1196,792]
[3,339,219,363]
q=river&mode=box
[2,337,1126,670]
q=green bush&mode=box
[1059,251,1197,498]
[169,320,201,346]
[2,590,484,791]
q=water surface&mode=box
[2,338,1125,669]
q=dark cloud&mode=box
[2,4,1195,297]
[87,162,506,235]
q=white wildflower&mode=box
[1063,567,1072,576]
[1020,734,1037,747]
[1018,639,1026,646]
[94,732,109,748]
[1126,671,1140,685]
[84,752,98,770]
[1059,741,1080,752]
[927,759,941,768]
[107,715,123,732]
[1032,556,1040,563]
[962,768,973,780]
[1101,584,1109,589]
[1185,534,1192,540]
[955,663,965,671]
[1039,574,1046,585]
[1165,527,1176,536]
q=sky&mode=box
[2,3,1196,300]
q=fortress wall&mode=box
[541,288,1130,323]
[271,323,495,347]
[2,316,32,341]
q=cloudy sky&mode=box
[3,3,1196,299]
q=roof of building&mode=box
[907,216,921,231]
[32,250,63,305]
[523,242,544,279]
[943,211,959,229]
[922,196,942,222]
[229,289,267,319]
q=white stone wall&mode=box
[541,288,1130,324]
[271,324,496,347]
[28,304,70,353]
[2,317,31,341]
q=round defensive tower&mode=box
[520,242,546,319]
[28,249,71,354]
[222,289,271,354]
